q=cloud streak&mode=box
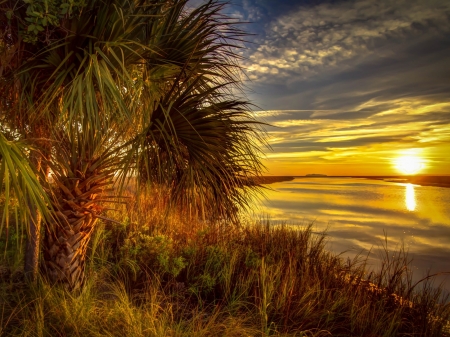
[245,0,450,83]
[258,97,450,174]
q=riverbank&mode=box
[252,175,295,185]
[257,175,450,188]
[340,175,450,188]
[377,175,450,188]
[1,191,449,336]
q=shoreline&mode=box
[251,176,295,185]
[360,175,450,188]
[258,175,450,188]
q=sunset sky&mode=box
[193,0,450,176]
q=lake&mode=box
[252,177,450,292]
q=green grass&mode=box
[1,192,449,336]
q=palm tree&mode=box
[0,0,264,290]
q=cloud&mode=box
[244,0,450,83]
[256,96,450,174]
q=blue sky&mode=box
[191,0,450,175]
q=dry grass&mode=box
[1,190,449,336]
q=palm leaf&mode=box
[0,132,53,239]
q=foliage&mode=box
[19,0,86,43]
[0,133,53,245]
[0,0,265,286]
[121,233,187,277]
[1,211,449,336]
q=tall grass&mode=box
[1,190,449,336]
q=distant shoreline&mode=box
[257,175,450,188]
[359,175,450,188]
[252,176,295,185]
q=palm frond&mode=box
[132,76,265,220]
[0,132,52,238]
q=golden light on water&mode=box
[394,155,424,175]
[405,183,416,211]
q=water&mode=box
[253,177,450,291]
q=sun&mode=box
[394,155,424,175]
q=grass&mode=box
[1,191,449,336]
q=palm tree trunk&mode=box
[24,123,51,281]
[42,170,112,291]
[42,211,97,291]
[24,152,42,281]
[24,201,42,281]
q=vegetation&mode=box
[1,191,449,336]
[0,0,264,290]
[1,1,450,336]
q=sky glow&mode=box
[192,0,450,176]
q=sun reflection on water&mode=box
[405,183,416,211]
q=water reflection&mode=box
[405,183,416,211]
[252,178,450,292]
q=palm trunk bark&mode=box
[24,151,43,281]
[42,169,112,291]
[43,210,97,291]
[24,198,41,281]
[24,123,51,281]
